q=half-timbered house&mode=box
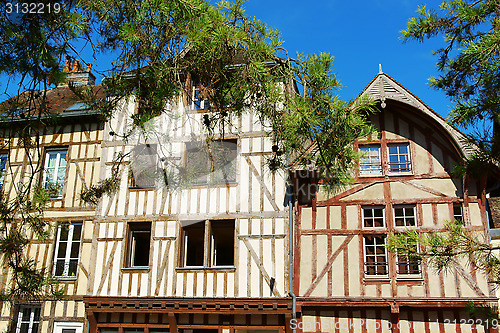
[83,74,293,333]
[0,64,105,333]
[292,70,498,333]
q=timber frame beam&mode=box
[84,297,293,314]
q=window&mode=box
[393,205,416,227]
[42,149,67,197]
[388,144,411,173]
[53,322,84,333]
[364,236,388,276]
[453,203,463,223]
[126,223,151,268]
[191,83,210,110]
[397,251,421,276]
[15,306,40,333]
[129,144,159,188]
[53,222,82,277]
[181,220,234,268]
[396,240,421,277]
[185,140,237,185]
[359,145,382,175]
[362,206,385,228]
[0,152,7,191]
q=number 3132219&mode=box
[6,2,61,14]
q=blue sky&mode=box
[242,0,452,117]
[1,0,455,125]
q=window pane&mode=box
[20,323,30,333]
[364,236,387,276]
[54,260,65,276]
[211,220,234,266]
[359,146,382,175]
[132,230,151,267]
[70,242,80,258]
[57,242,67,258]
[72,224,82,241]
[185,143,210,184]
[68,260,78,276]
[393,205,416,227]
[62,329,76,333]
[211,140,237,184]
[363,207,385,228]
[184,222,205,266]
[388,144,411,173]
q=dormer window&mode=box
[359,145,382,175]
[388,143,411,173]
[358,142,412,176]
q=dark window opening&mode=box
[127,223,151,267]
[182,220,235,268]
[184,221,205,267]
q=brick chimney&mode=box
[59,59,95,86]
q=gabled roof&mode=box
[289,70,474,169]
[357,71,472,159]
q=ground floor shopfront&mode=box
[296,299,500,333]
[83,297,294,333]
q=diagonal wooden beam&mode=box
[321,181,382,205]
[155,239,172,295]
[244,156,279,211]
[242,238,281,297]
[400,180,450,198]
[453,259,485,297]
[304,234,354,297]
[97,241,119,294]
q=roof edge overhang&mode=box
[356,72,475,160]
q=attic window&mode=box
[65,102,89,112]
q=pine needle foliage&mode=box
[0,0,377,302]
[388,220,500,286]
[401,0,500,175]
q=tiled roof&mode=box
[0,85,105,119]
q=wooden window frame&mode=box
[395,240,422,279]
[0,152,8,191]
[357,140,413,177]
[125,222,152,269]
[179,219,235,269]
[42,148,68,199]
[453,203,464,224]
[362,206,386,229]
[387,143,412,174]
[14,306,41,333]
[359,145,382,176]
[52,221,83,278]
[128,144,159,190]
[363,235,389,278]
[393,204,417,228]
[184,139,238,186]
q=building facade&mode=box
[293,72,498,333]
[82,77,292,333]
[0,66,105,333]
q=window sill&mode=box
[185,182,238,188]
[396,275,422,281]
[364,276,391,283]
[176,266,236,272]
[121,266,150,272]
[359,173,383,178]
[53,276,77,281]
[129,186,155,191]
[387,172,413,176]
